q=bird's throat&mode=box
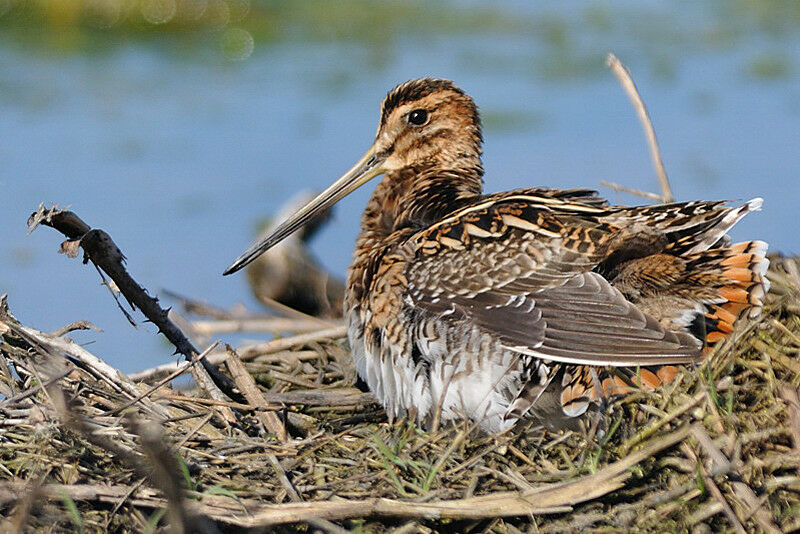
[360,163,484,239]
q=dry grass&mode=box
[1,257,799,533]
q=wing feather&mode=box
[406,208,703,367]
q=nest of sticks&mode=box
[0,203,798,533]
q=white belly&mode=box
[348,308,523,433]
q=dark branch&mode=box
[27,204,244,403]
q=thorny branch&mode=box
[26,205,245,405]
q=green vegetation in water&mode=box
[747,52,794,79]
[0,0,798,82]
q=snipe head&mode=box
[224,78,483,275]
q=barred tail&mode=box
[560,365,681,417]
[687,240,770,352]
[560,240,770,417]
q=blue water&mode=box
[1,2,799,372]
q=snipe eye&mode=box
[407,109,429,126]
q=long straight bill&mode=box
[224,148,384,275]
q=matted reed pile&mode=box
[1,256,799,533]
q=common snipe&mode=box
[225,78,769,433]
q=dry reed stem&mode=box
[191,317,335,335]
[605,53,674,203]
[129,325,348,383]
[225,345,288,441]
[108,341,220,417]
[598,180,665,202]
[691,426,782,533]
[681,441,746,533]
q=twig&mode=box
[157,388,375,408]
[690,427,782,533]
[252,293,340,324]
[0,297,168,418]
[161,289,252,320]
[132,418,222,534]
[163,289,336,327]
[49,320,100,337]
[107,341,220,417]
[191,317,337,336]
[225,345,287,442]
[605,53,674,203]
[174,412,215,450]
[129,325,347,383]
[237,326,348,360]
[681,441,746,533]
[268,454,349,534]
[268,454,302,502]
[151,393,278,411]
[598,181,665,202]
[0,367,73,409]
[105,478,146,531]
[190,363,237,427]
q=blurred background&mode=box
[1,0,799,372]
